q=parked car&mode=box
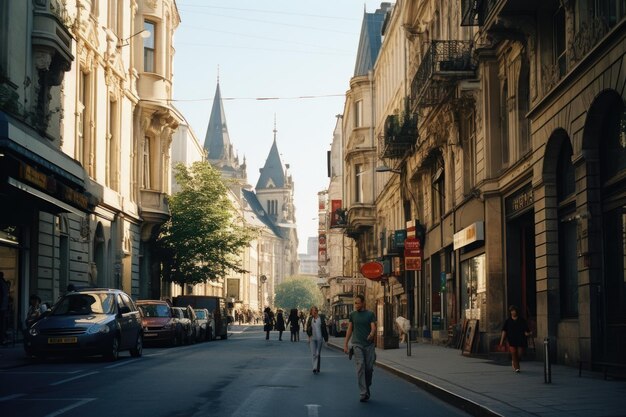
[137,300,182,347]
[182,305,201,343]
[171,307,193,344]
[194,308,215,341]
[24,288,143,361]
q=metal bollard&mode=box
[543,337,551,383]
[407,335,412,356]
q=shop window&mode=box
[461,254,485,319]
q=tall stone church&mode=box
[203,81,299,310]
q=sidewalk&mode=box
[327,338,626,417]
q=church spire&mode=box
[256,119,286,190]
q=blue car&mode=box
[24,288,143,361]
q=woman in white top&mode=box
[306,306,329,374]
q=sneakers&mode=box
[515,369,520,373]
[359,389,370,402]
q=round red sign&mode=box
[360,261,384,280]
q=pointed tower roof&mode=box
[353,4,390,76]
[203,82,232,161]
[256,122,286,190]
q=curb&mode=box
[327,342,502,417]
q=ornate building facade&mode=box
[0,0,181,332]
[335,0,626,369]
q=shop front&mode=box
[0,112,92,338]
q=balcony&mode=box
[346,204,376,239]
[139,189,170,226]
[379,113,418,160]
[32,0,73,70]
[411,40,476,110]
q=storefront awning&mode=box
[8,177,86,217]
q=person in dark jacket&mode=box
[499,305,532,373]
[306,306,329,374]
[275,309,286,341]
[263,307,274,340]
[286,308,300,341]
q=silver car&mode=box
[24,288,143,361]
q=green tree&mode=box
[158,161,255,291]
[274,276,323,312]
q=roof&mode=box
[353,4,390,76]
[203,83,233,161]
[241,188,284,238]
[255,139,286,190]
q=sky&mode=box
[171,1,386,253]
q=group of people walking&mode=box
[260,294,378,403]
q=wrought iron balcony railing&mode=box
[411,40,476,109]
[461,0,501,27]
[379,113,417,159]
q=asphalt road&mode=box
[0,326,469,417]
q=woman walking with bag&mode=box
[306,306,328,374]
[275,309,286,341]
[499,305,532,373]
[286,308,300,341]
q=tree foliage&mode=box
[274,276,323,312]
[158,161,256,288]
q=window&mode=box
[500,81,510,167]
[461,254,485,318]
[106,98,119,191]
[267,200,278,216]
[108,0,122,37]
[462,109,476,193]
[143,21,155,73]
[76,69,94,177]
[595,0,626,28]
[557,139,578,318]
[354,100,363,128]
[355,164,364,203]
[553,5,566,77]
[142,136,151,189]
[432,160,445,221]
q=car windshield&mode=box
[52,293,115,315]
[139,304,170,318]
[195,310,206,319]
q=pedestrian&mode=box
[0,272,8,345]
[299,310,306,332]
[263,307,274,340]
[275,309,286,341]
[306,305,328,374]
[25,294,47,329]
[286,308,300,341]
[499,305,532,373]
[343,294,377,402]
[395,316,411,344]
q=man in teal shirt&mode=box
[343,294,377,402]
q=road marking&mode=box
[104,360,135,369]
[50,371,99,386]
[305,404,321,417]
[43,398,96,417]
[0,393,26,402]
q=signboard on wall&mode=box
[226,278,240,301]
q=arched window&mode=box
[557,137,577,317]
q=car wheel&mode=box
[106,336,120,361]
[130,333,143,358]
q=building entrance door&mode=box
[506,211,537,327]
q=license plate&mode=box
[48,337,78,344]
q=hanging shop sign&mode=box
[360,261,384,280]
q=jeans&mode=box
[309,338,323,370]
[353,344,376,396]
